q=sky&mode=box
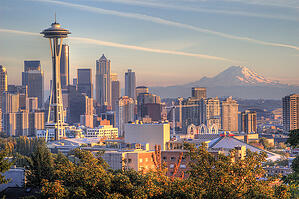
[0,0,298,90]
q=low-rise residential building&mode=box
[264,166,292,176]
[102,150,155,172]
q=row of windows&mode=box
[162,156,186,161]
[169,164,186,169]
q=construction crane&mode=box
[165,98,201,135]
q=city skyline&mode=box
[0,0,298,90]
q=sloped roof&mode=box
[208,136,281,161]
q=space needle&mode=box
[41,18,70,141]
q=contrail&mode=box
[32,0,299,51]
[0,28,237,62]
[93,0,299,22]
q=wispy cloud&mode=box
[0,28,40,36]
[92,0,299,21]
[32,0,299,51]
[0,28,237,62]
[216,0,299,10]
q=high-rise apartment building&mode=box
[3,112,17,136]
[96,54,111,107]
[22,61,44,108]
[241,110,257,133]
[221,97,238,131]
[191,87,206,99]
[283,94,299,131]
[16,110,29,136]
[7,85,27,110]
[204,97,221,129]
[60,44,69,89]
[2,92,19,114]
[125,69,136,100]
[111,73,120,111]
[29,110,45,136]
[116,96,135,136]
[0,65,8,110]
[2,91,19,133]
[77,68,93,98]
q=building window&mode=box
[170,157,176,161]
[170,164,174,168]
[162,156,167,160]
[145,158,148,162]
[180,164,186,169]
[127,159,132,163]
[140,158,143,163]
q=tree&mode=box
[0,149,13,184]
[27,139,54,187]
[51,149,113,198]
[283,129,299,198]
[184,142,287,199]
[286,129,299,148]
[41,179,69,199]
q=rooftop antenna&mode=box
[55,12,56,23]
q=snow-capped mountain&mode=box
[190,66,280,87]
[150,66,299,99]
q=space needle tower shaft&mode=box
[41,18,71,141]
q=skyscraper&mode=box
[241,110,257,133]
[68,87,93,125]
[283,94,299,131]
[60,44,69,89]
[125,69,136,100]
[111,73,120,111]
[221,97,238,131]
[22,61,44,108]
[0,65,8,110]
[192,87,206,99]
[116,96,135,136]
[24,61,40,71]
[77,68,93,98]
[96,54,111,107]
[137,92,161,121]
